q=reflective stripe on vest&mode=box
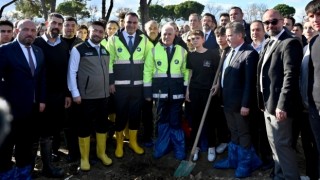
[173,94,185,99]
[153,93,168,99]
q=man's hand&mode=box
[65,97,72,108]
[185,89,191,102]
[211,83,219,96]
[73,96,81,104]
[276,108,287,121]
[240,107,249,116]
[39,103,45,112]
[110,84,116,94]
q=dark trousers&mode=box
[142,100,154,141]
[0,104,39,172]
[189,88,217,148]
[157,99,184,129]
[250,108,272,163]
[308,103,320,179]
[224,110,250,148]
[114,86,143,131]
[78,98,109,137]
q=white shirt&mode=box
[122,31,136,46]
[260,28,285,92]
[204,30,211,41]
[67,39,99,98]
[41,33,61,46]
[17,40,37,68]
[221,43,243,88]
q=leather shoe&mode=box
[192,147,200,161]
[42,167,64,178]
[208,147,216,162]
[216,143,228,154]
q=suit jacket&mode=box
[257,31,303,116]
[203,31,219,50]
[0,40,46,119]
[309,34,320,110]
[243,21,252,44]
[222,43,259,112]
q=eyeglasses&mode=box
[263,19,282,26]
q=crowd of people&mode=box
[0,0,320,179]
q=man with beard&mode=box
[58,16,83,164]
[257,9,302,179]
[33,12,70,178]
[202,13,219,49]
[0,19,45,179]
[0,20,14,45]
[68,21,112,171]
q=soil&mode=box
[32,136,306,180]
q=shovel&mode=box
[174,49,227,177]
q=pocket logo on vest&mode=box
[117,48,122,52]
[137,47,141,52]
[157,61,162,66]
[174,59,179,64]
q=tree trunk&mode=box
[104,0,113,21]
[40,0,48,20]
[50,0,56,13]
[139,0,149,33]
[0,0,17,18]
[102,0,106,19]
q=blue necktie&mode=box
[128,35,133,52]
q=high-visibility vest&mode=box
[143,42,189,100]
[107,30,153,87]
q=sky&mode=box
[0,0,308,22]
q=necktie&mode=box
[166,46,171,60]
[95,46,100,56]
[228,49,235,65]
[26,46,35,76]
[128,35,133,52]
[205,34,208,41]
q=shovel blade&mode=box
[174,160,196,177]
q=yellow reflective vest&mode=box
[143,42,189,100]
[107,29,153,87]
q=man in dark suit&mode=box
[229,7,252,44]
[257,9,303,179]
[305,0,320,178]
[214,22,261,178]
[0,19,46,179]
[202,13,219,49]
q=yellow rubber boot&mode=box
[78,137,90,171]
[129,130,144,154]
[96,133,112,166]
[115,131,124,158]
[123,123,130,140]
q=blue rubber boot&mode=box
[0,168,16,179]
[213,142,238,169]
[154,123,171,159]
[235,145,262,178]
[170,128,186,160]
[15,165,32,180]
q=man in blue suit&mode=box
[202,13,219,50]
[0,19,46,179]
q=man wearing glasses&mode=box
[257,9,303,179]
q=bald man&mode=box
[0,19,46,179]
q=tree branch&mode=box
[0,0,17,18]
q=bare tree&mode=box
[244,3,268,22]
[88,5,98,21]
[206,3,224,17]
[139,0,149,31]
[0,0,17,18]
